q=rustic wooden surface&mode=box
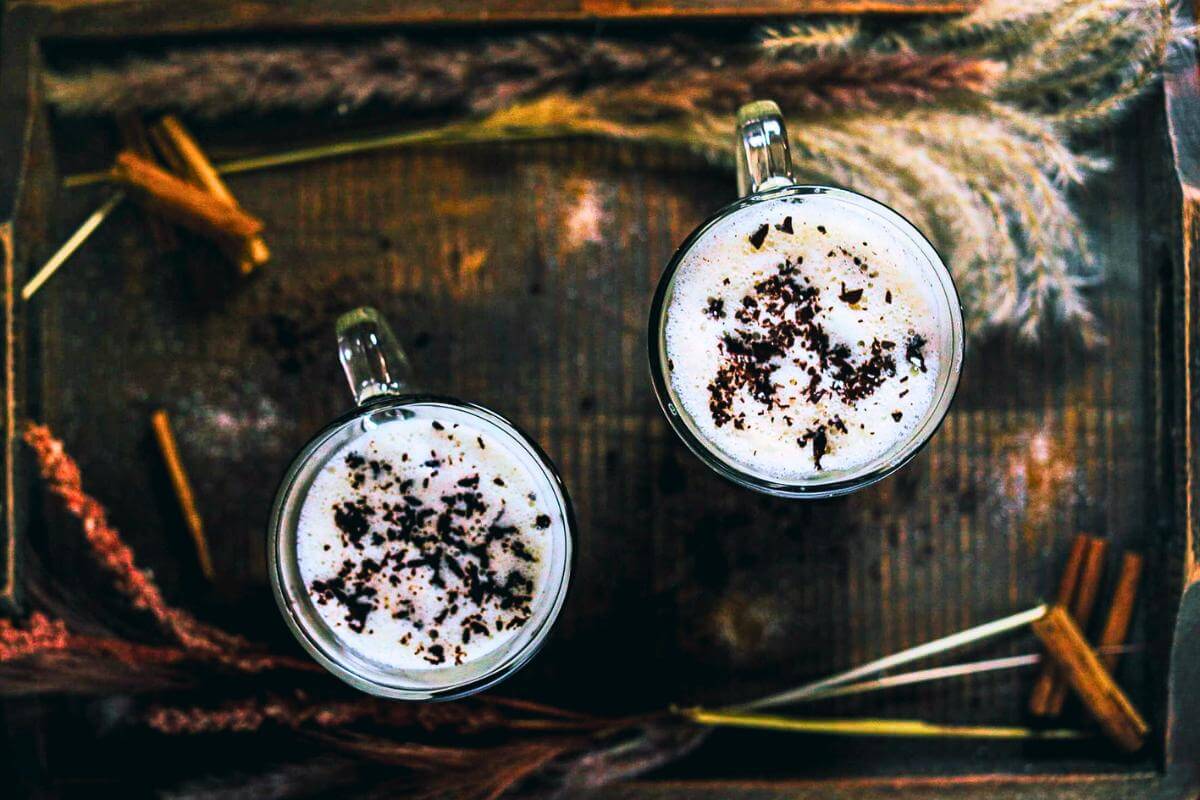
[0,7,57,611]
[0,100,1175,791]
[1160,15,1200,799]
[13,0,971,38]
[1,4,1198,798]
[594,773,1160,799]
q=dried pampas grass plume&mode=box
[43,0,1192,340]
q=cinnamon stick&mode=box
[1030,604,1147,752]
[147,123,190,176]
[1042,536,1109,715]
[111,151,263,244]
[151,410,215,582]
[152,115,270,275]
[116,114,178,252]
[1029,534,1089,716]
[1097,552,1143,674]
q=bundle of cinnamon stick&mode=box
[113,114,269,275]
[1028,534,1146,751]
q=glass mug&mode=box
[648,101,964,499]
[269,307,574,700]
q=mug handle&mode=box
[736,100,795,196]
[336,306,414,405]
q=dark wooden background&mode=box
[2,2,1199,797]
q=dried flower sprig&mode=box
[759,19,864,59]
[21,422,313,674]
[143,692,628,737]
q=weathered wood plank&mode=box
[594,773,1160,800]
[0,5,57,612]
[26,104,1167,788]
[18,0,970,39]
[1160,5,1200,794]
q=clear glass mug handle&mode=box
[336,306,414,405]
[736,100,795,196]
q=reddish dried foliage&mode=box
[20,423,308,672]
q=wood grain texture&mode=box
[1160,5,1200,794]
[593,773,1159,799]
[17,0,971,39]
[0,7,57,612]
[17,103,1174,791]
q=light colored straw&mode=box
[685,708,1086,740]
[22,191,125,301]
[730,604,1048,712]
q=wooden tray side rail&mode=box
[14,0,971,38]
[0,4,57,613]
[1161,11,1200,798]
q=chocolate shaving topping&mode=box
[775,216,793,234]
[748,224,769,250]
[906,334,928,373]
[307,437,543,663]
[702,251,932,470]
[704,297,726,320]
[838,284,864,305]
[798,425,829,470]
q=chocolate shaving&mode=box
[905,334,928,373]
[775,216,793,234]
[748,224,769,249]
[838,284,864,305]
[307,435,544,664]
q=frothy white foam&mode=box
[664,193,943,481]
[295,410,558,671]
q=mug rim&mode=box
[267,393,576,700]
[647,184,965,499]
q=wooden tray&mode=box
[2,3,1199,797]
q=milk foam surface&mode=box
[296,410,556,671]
[664,193,943,481]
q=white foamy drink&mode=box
[295,412,558,670]
[664,195,942,481]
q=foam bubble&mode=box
[664,193,943,481]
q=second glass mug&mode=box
[648,100,965,499]
[269,307,574,700]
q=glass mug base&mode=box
[269,310,573,700]
[649,103,964,498]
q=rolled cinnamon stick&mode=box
[1031,604,1147,752]
[1097,552,1143,674]
[151,410,215,582]
[111,151,263,244]
[1042,536,1109,715]
[116,114,178,252]
[1029,534,1089,716]
[152,115,270,275]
